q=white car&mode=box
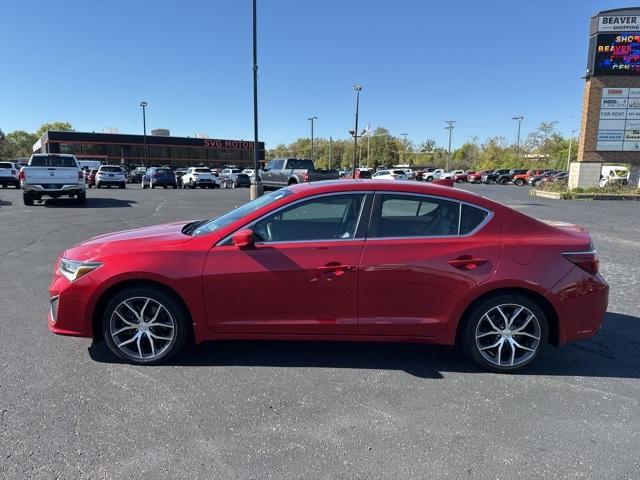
[403,168,416,180]
[241,168,256,181]
[181,167,220,189]
[0,161,20,188]
[423,168,445,182]
[95,165,126,189]
[372,169,408,180]
[220,168,243,187]
[440,169,465,180]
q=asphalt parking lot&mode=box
[1,183,639,479]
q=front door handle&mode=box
[448,255,488,270]
[317,263,355,276]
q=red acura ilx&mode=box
[48,180,608,372]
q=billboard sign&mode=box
[593,33,640,75]
[596,87,640,151]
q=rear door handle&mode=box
[448,255,488,270]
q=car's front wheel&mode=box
[102,286,190,365]
[462,294,547,373]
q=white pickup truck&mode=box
[20,154,86,205]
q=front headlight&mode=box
[59,258,102,282]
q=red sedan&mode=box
[48,180,608,372]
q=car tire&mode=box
[96,182,101,189]
[462,294,548,373]
[151,184,155,189]
[515,179,525,186]
[425,176,433,182]
[173,185,177,189]
[120,183,126,189]
[76,191,86,205]
[102,286,191,365]
[23,192,34,206]
[500,178,509,185]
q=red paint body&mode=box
[49,180,608,349]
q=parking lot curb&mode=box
[530,189,640,201]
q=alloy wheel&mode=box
[109,296,176,360]
[474,303,541,368]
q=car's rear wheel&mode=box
[515,179,525,186]
[76,191,86,205]
[462,294,547,373]
[102,286,190,365]
[500,178,509,185]
[23,192,34,206]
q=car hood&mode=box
[64,221,193,260]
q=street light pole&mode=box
[352,84,362,178]
[512,116,524,160]
[566,128,578,171]
[250,0,263,199]
[307,116,317,161]
[445,120,455,171]
[329,136,333,170]
[139,101,148,167]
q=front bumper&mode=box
[48,270,96,337]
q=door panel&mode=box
[203,241,363,334]
[358,192,501,337]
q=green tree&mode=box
[4,130,38,158]
[35,122,73,138]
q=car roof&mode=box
[286,179,501,210]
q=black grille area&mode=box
[50,296,59,323]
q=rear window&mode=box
[0,162,13,169]
[232,169,242,173]
[29,155,76,167]
[392,170,405,175]
[195,168,210,173]
[285,159,315,170]
[156,168,173,174]
[101,166,121,172]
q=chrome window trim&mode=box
[369,191,494,240]
[216,191,372,246]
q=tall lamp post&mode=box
[351,84,362,178]
[139,101,148,167]
[329,136,333,170]
[512,116,524,160]
[250,0,263,199]
[566,128,579,171]
[445,120,455,172]
[307,116,317,161]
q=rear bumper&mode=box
[0,177,19,186]
[96,179,125,185]
[548,268,609,345]
[23,184,85,194]
[152,179,177,186]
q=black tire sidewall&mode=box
[462,294,548,373]
[102,286,190,365]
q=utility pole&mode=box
[445,120,455,171]
[307,116,317,161]
[401,132,408,164]
[566,128,578,171]
[512,116,524,160]
[250,0,263,199]
[329,136,333,170]
[351,84,362,178]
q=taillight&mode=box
[19,170,25,180]
[563,250,599,275]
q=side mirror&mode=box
[232,228,255,249]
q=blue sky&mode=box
[0,0,628,149]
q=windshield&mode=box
[29,155,76,167]
[192,188,294,237]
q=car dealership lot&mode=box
[0,184,639,479]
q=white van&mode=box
[600,165,629,187]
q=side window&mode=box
[373,194,461,238]
[460,204,489,235]
[253,194,365,242]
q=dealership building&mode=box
[32,130,265,168]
